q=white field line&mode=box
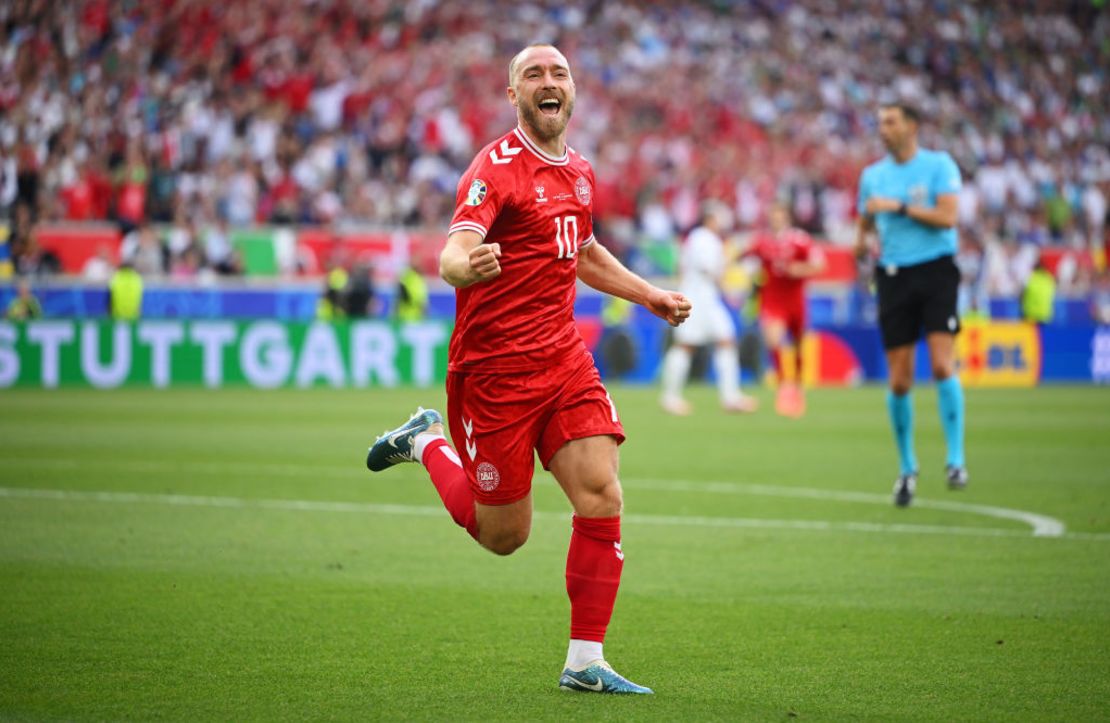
[1,486,1105,541]
[0,456,1074,538]
[627,478,1068,538]
[0,456,1073,537]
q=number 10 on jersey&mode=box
[555,216,579,259]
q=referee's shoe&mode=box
[892,472,917,507]
[946,464,969,490]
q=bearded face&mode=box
[878,108,915,155]
[510,47,576,143]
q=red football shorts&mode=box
[761,299,807,341]
[445,349,625,506]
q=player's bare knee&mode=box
[577,480,622,518]
[483,526,530,556]
[602,481,623,516]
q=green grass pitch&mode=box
[1,384,1108,720]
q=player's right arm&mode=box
[443,141,512,288]
[854,168,876,260]
[439,230,502,288]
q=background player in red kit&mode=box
[366,44,692,695]
[746,202,825,417]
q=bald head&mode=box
[508,44,568,88]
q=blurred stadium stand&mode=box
[0,0,1107,305]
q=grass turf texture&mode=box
[0,385,1107,721]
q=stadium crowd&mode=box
[0,0,1107,296]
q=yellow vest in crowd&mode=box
[396,268,428,322]
[110,267,144,319]
[1022,268,1055,324]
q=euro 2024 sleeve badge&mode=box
[466,179,487,206]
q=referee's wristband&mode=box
[897,202,908,215]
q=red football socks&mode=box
[566,515,623,643]
[421,438,478,540]
[770,347,784,382]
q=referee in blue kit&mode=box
[856,103,968,507]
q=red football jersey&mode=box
[447,126,597,373]
[750,228,819,309]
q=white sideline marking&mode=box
[0,456,1074,538]
[0,486,1104,541]
[628,478,1068,538]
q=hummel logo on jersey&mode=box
[489,140,522,165]
[463,417,477,461]
[535,185,547,203]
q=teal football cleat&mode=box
[559,661,654,695]
[366,407,443,472]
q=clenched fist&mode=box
[469,242,502,282]
[645,289,692,327]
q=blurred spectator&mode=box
[956,233,989,319]
[120,223,167,277]
[82,245,115,283]
[316,265,348,320]
[10,204,59,276]
[5,277,42,320]
[61,158,113,222]
[114,141,148,232]
[170,245,204,280]
[0,0,1104,298]
[0,146,17,214]
[396,265,429,322]
[0,223,12,280]
[201,216,241,275]
[344,262,377,318]
[165,207,197,261]
[109,262,143,320]
[1022,260,1057,325]
[1092,271,1110,324]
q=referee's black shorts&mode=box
[875,254,961,350]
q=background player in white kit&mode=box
[659,202,758,415]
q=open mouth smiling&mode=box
[538,97,561,116]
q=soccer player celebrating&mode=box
[659,201,758,416]
[856,103,968,507]
[366,45,692,695]
[745,202,824,417]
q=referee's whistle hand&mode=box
[865,197,901,215]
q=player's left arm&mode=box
[577,241,691,327]
[786,240,826,279]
